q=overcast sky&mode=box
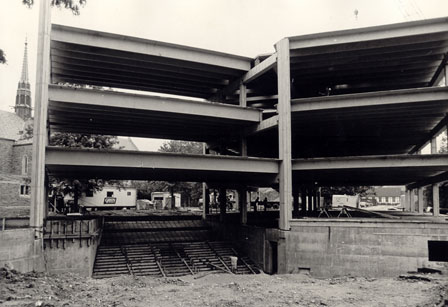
[0,0,447,150]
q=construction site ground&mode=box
[1,266,447,307]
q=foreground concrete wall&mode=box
[0,228,44,272]
[44,218,101,276]
[285,219,448,277]
[207,217,267,270]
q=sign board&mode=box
[104,197,117,205]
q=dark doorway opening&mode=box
[428,241,448,262]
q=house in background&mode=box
[374,186,405,205]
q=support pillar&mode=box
[30,0,51,236]
[405,189,411,211]
[202,184,209,219]
[300,187,307,216]
[433,183,440,216]
[410,189,416,212]
[292,188,299,218]
[418,187,424,214]
[239,188,247,224]
[431,138,437,154]
[276,38,293,231]
[219,188,227,222]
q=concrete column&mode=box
[30,0,51,235]
[276,38,293,231]
[300,187,307,216]
[410,189,416,212]
[433,183,440,216]
[431,138,437,154]
[404,189,411,211]
[292,188,299,218]
[202,185,210,219]
[238,188,247,224]
[418,187,424,214]
[219,188,227,222]
[308,188,314,212]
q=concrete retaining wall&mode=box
[44,218,102,276]
[284,219,448,277]
[0,228,44,272]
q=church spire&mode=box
[20,37,29,82]
[15,39,32,120]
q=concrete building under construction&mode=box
[3,1,448,277]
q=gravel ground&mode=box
[1,267,447,307]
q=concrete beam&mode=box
[48,85,261,123]
[51,24,252,71]
[291,86,448,113]
[292,154,448,171]
[243,53,277,84]
[45,147,279,184]
[244,115,278,136]
[288,17,448,51]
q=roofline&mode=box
[285,16,448,50]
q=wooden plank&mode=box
[276,38,293,231]
[30,0,51,233]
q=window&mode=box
[395,197,400,203]
[127,191,131,196]
[21,155,28,175]
[388,197,393,203]
[20,185,30,196]
[107,191,114,197]
[381,197,386,203]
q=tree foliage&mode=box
[135,140,204,207]
[0,1,86,65]
[0,50,6,64]
[23,0,86,15]
[49,132,119,149]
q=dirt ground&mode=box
[1,267,447,307]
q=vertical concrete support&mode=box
[202,185,209,219]
[404,189,411,211]
[202,143,208,220]
[238,188,247,225]
[431,138,437,154]
[292,188,299,218]
[30,0,51,235]
[418,187,424,214]
[219,188,227,222]
[239,83,248,157]
[300,187,307,216]
[410,189,416,212]
[276,38,293,231]
[433,183,440,216]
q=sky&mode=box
[0,0,447,151]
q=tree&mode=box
[47,132,119,212]
[0,1,86,64]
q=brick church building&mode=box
[0,41,33,214]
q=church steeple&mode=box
[15,39,32,120]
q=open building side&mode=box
[19,1,448,276]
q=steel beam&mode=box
[51,24,251,71]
